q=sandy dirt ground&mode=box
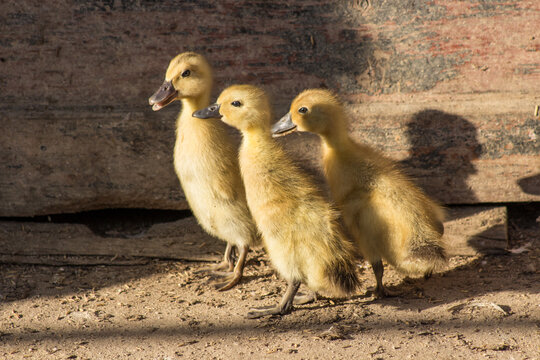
[1,207,538,360]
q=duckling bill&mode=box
[194,85,360,318]
[149,80,177,111]
[193,103,222,119]
[271,112,296,136]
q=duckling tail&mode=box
[326,259,361,297]
[411,242,447,263]
[398,242,448,276]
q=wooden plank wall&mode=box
[1,0,539,217]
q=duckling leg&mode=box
[247,280,301,319]
[372,260,393,298]
[213,245,249,291]
[293,289,317,305]
[218,242,236,272]
[194,243,235,274]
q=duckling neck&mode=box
[179,95,211,123]
[175,93,223,150]
[320,127,353,155]
[243,126,272,146]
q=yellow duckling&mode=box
[148,52,259,291]
[193,85,360,318]
[273,89,447,298]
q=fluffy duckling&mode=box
[193,85,360,318]
[148,52,259,291]
[273,89,446,298]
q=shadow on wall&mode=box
[401,110,483,215]
[401,110,510,257]
[205,2,378,113]
[518,174,540,195]
[273,3,375,92]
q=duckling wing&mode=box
[433,218,444,236]
[211,171,242,202]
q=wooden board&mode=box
[0,1,538,216]
[1,96,537,216]
[445,206,508,256]
[0,206,506,265]
[0,110,187,216]
[0,215,224,262]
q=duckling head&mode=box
[193,85,272,132]
[149,52,212,111]
[272,89,347,138]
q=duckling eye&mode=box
[181,69,191,77]
[231,100,242,107]
[298,107,308,114]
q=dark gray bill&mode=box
[148,80,178,111]
[271,112,297,137]
[192,103,222,119]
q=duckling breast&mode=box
[174,118,258,247]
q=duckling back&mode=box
[324,138,446,277]
[372,162,446,275]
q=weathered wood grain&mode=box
[1,109,187,216]
[0,214,224,262]
[0,0,538,216]
[0,207,506,265]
